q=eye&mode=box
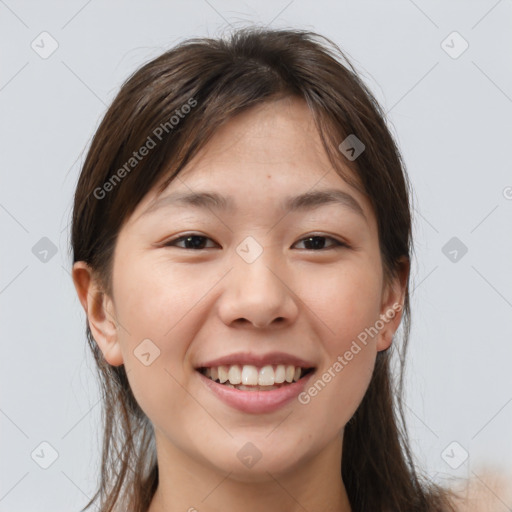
[163,234,217,250]
[293,234,348,251]
[162,233,348,251]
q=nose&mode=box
[217,254,299,329]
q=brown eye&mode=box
[162,233,348,251]
[164,234,217,250]
[293,235,347,251]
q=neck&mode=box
[148,430,352,512]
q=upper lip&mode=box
[195,351,316,369]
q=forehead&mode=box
[188,96,328,167]
[130,96,375,227]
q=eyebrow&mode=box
[142,188,367,222]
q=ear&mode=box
[72,261,124,366]
[376,256,409,352]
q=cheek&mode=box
[305,259,383,341]
[109,259,187,403]
[295,342,376,448]
[111,256,227,428]
[294,261,381,429]
[112,255,208,346]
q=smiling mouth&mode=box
[197,364,315,391]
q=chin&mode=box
[203,443,308,482]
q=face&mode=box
[76,96,405,481]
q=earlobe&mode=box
[71,261,124,367]
[376,257,409,352]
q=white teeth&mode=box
[241,365,259,385]
[201,363,309,387]
[274,365,286,383]
[258,365,274,386]
[228,365,242,385]
[218,365,229,383]
[285,365,295,383]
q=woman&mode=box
[71,26,458,511]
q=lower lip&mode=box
[197,370,315,414]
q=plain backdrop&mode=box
[1,1,511,510]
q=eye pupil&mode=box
[304,236,326,250]
[184,235,207,249]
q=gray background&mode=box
[1,1,511,510]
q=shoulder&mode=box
[449,470,512,512]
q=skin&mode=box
[73,96,408,512]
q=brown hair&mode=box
[72,25,457,512]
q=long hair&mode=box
[71,26,457,512]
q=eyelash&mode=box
[162,233,349,251]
